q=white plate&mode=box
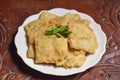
[14,8,107,76]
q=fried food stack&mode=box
[24,12,98,68]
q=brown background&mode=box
[0,0,120,80]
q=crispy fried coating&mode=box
[57,13,81,26]
[24,20,41,58]
[35,36,68,64]
[56,48,86,68]
[68,22,98,53]
[24,12,60,58]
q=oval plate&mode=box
[15,8,107,76]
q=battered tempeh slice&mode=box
[68,22,98,54]
[35,35,68,64]
[56,49,86,68]
[57,13,81,26]
[24,20,41,58]
[24,12,60,58]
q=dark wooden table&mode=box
[0,0,120,80]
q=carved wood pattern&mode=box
[0,0,120,80]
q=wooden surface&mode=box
[0,0,120,80]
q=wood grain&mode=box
[0,0,120,80]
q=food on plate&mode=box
[24,12,59,58]
[68,22,98,53]
[24,12,98,68]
